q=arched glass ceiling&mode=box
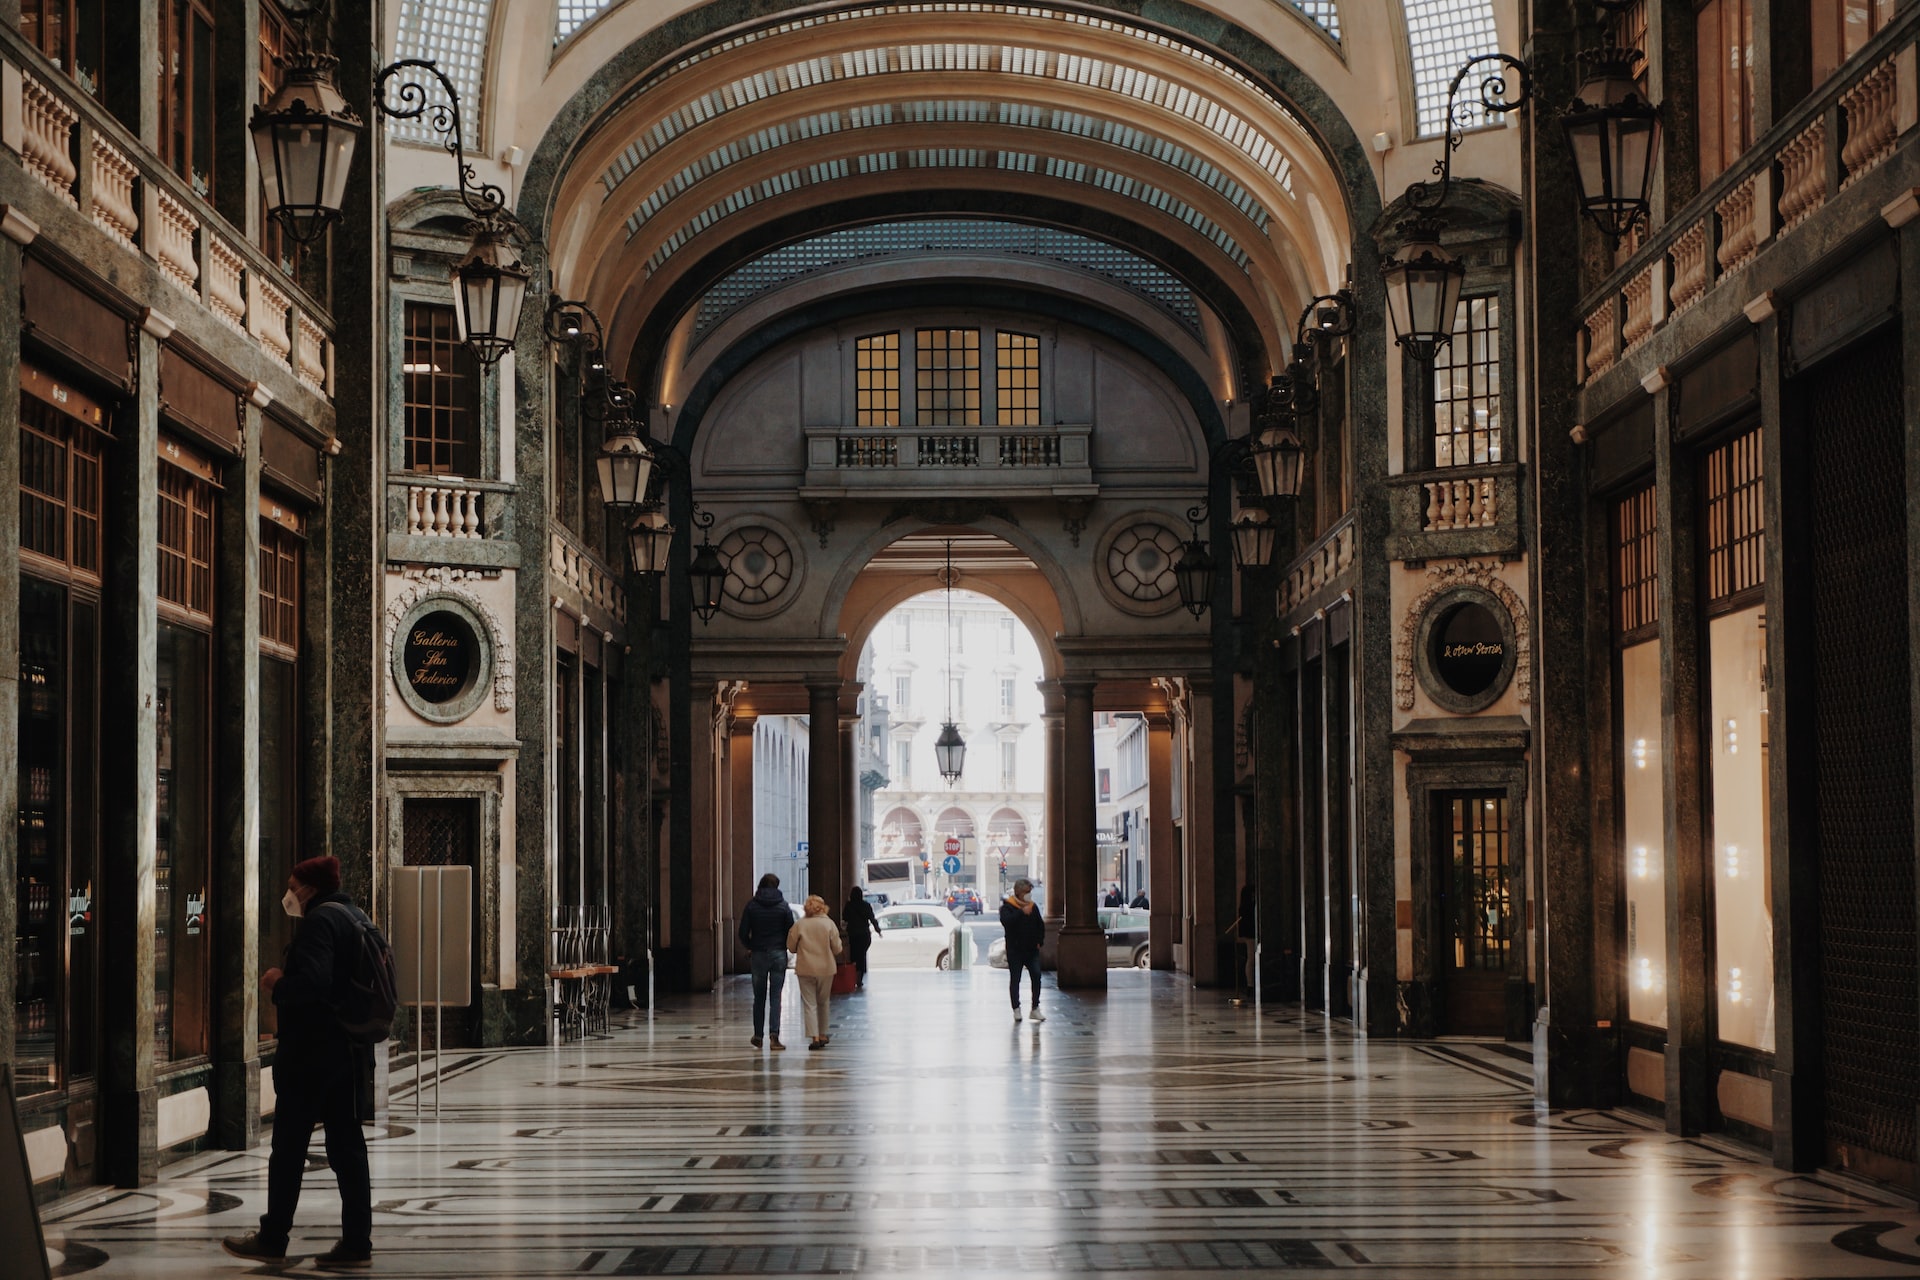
[639,148,1252,278]
[689,219,1205,342]
[1401,0,1502,137]
[554,0,1343,48]
[393,0,495,148]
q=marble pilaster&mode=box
[1145,712,1177,970]
[0,218,23,1065]
[1055,679,1104,988]
[806,681,845,915]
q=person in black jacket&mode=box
[1000,878,1048,1023]
[739,873,793,1049]
[843,886,883,988]
[223,855,374,1269]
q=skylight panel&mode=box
[1401,0,1502,137]
[392,0,493,149]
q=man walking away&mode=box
[223,855,374,1269]
[843,886,882,987]
[1000,878,1047,1023]
[739,873,792,1050]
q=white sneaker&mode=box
[1012,1007,1023,1022]
[1028,1007,1046,1022]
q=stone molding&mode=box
[1395,560,1532,713]
[386,567,515,717]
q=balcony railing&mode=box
[1383,463,1523,562]
[801,423,1096,497]
[550,527,628,628]
[1276,511,1355,618]
[2,44,334,395]
[1577,14,1917,385]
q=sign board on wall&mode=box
[392,866,473,1007]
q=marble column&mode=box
[1187,678,1225,987]
[101,325,161,1186]
[1037,681,1065,936]
[1056,679,1105,988]
[839,706,859,914]
[686,690,722,989]
[727,717,755,974]
[1653,379,1711,1134]
[806,681,844,913]
[1145,711,1177,970]
[0,215,25,1065]
[211,395,263,1151]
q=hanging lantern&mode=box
[452,220,532,365]
[689,538,727,623]
[934,721,967,784]
[1230,508,1276,571]
[595,431,654,511]
[1382,215,1466,364]
[1174,534,1215,618]
[625,502,676,576]
[250,52,363,245]
[1562,49,1661,242]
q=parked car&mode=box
[868,904,966,969]
[987,908,1150,968]
[945,887,984,915]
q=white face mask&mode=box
[282,889,304,918]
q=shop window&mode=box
[1702,429,1773,1050]
[160,0,218,199]
[1811,0,1894,85]
[19,0,106,96]
[1614,484,1665,1027]
[403,302,482,475]
[1431,296,1501,468]
[258,512,302,1038]
[1696,0,1755,185]
[916,328,981,426]
[996,332,1041,426]
[856,333,901,427]
[156,454,216,1063]
[14,394,105,1097]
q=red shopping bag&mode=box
[831,962,857,994]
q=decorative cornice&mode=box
[0,206,41,245]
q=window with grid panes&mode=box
[160,0,217,199]
[258,2,297,272]
[257,510,301,1038]
[157,456,216,622]
[1431,296,1501,467]
[1613,484,1659,638]
[1811,0,1894,84]
[855,333,900,426]
[404,303,482,475]
[19,0,106,96]
[1697,0,1755,184]
[916,329,981,426]
[20,398,104,580]
[259,515,301,657]
[996,332,1040,425]
[1704,428,1764,603]
[1613,483,1665,1025]
[1401,0,1504,137]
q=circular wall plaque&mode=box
[1098,518,1185,614]
[1414,587,1518,714]
[402,610,478,703]
[390,595,494,724]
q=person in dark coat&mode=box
[843,886,883,987]
[738,873,793,1049]
[1103,884,1124,907]
[1000,878,1048,1023]
[223,855,374,1269]
[1130,890,1150,909]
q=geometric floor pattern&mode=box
[38,969,1920,1277]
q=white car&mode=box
[867,904,965,969]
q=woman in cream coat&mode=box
[787,895,843,1049]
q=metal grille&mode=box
[258,520,301,654]
[855,334,900,427]
[19,398,103,578]
[1444,794,1509,971]
[404,798,476,866]
[1804,328,1918,1170]
[1704,426,1763,603]
[1612,484,1658,638]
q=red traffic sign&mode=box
[943,836,961,856]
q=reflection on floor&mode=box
[40,970,1920,1277]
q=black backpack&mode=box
[318,902,399,1044]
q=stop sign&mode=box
[943,836,961,856]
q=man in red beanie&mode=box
[223,855,375,1269]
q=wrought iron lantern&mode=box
[250,2,362,246]
[1249,375,1308,501]
[1383,54,1532,363]
[1229,508,1277,572]
[1173,508,1216,619]
[688,507,725,623]
[1562,48,1661,241]
[375,59,531,366]
[626,502,676,577]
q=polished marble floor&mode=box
[38,970,1920,1277]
